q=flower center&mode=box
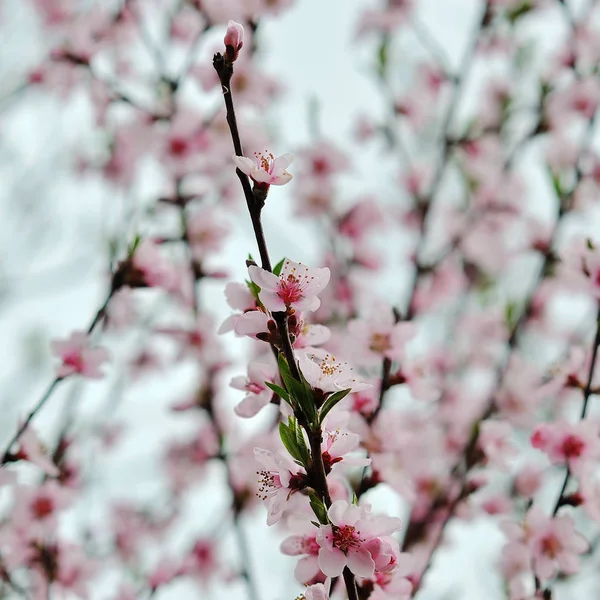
[300,535,320,556]
[32,496,55,519]
[369,333,392,354]
[246,381,264,395]
[561,434,585,459]
[169,136,188,157]
[256,470,282,499]
[63,351,84,372]
[332,525,362,554]
[541,534,562,558]
[254,151,275,174]
[277,275,303,305]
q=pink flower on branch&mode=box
[249,260,330,312]
[230,360,278,418]
[233,151,293,188]
[502,506,588,582]
[298,349,371,394]
[254,448,307,526]
[51,331,110,379]
[316,500,402,578]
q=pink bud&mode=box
[224,20,244,62]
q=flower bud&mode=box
[224,20,244,63]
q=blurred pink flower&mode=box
[51,331,110,379]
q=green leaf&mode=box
[279,418,310,467]
[377,35,389,78]
[128,234,142,256]
[264,381,290,403]
[308,491,329,525]
[504,301,518,330]
[277,354,317,423]
[548,167,563,198]
[273,258,286,277]
[319,388,352,424]
[279,422,304,465]
[506,1,533,23]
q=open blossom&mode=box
[9,426,60,476]
[303,580,331,600]
[233,151,293,187]
[347,309,416,366]
[321,418,371,472]
[530,419,600,475]
[478,420,518,470]
[230,360,278,418]
[254,448,307,526]
[51,331,110,378]
[281,526,321,584]
[249,260,330,312]
[298,348,371,394]
[316,500,402,578]
[218,282,257,334]
[502,506,588,582]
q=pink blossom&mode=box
[224,20,244,62]
[233,151,293,187]
[503,506,588,581]
[186,207,229,260]
[298,349,371,394]
[316,500,402,578]
[10,426,60,476]
[478,420,517,470]
[294,321,331,349]
[531,419,600,475]
[155,315,223,365]
[51,331,110,379]
[231,360,278,418]
[321,422,371,472]
[338,198,385,241]
[513,464,544,498]
[299,140,350,178]
[232,309,271,338]
[281,529,321,584]
[131,239,178,290]
[254,448,306,526]
[347,309,415,366]
[12,481,73,537]
[304,580,331,600]
[249,260,330,312]
[179,538,220,584]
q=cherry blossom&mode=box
[51,331,110,379]
[231,360,278,418]
[316,500,402,577]
[531,419,600,475]
[502,506,588,582]
[233,151,293,187]
[248,260,330,312]
[254,448,307,526]
[297,349,371,394]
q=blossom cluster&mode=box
[1,2,600,600]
